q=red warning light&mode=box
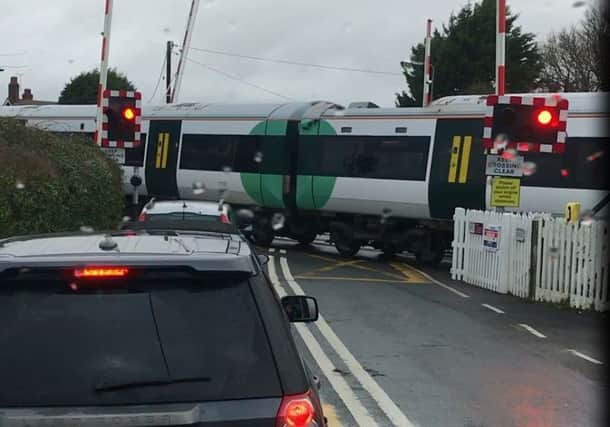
[74,267,129,278]
[122,107,136,121]
[560,168,569,177]
[536,109,554,126]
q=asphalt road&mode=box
[262,237,608,427]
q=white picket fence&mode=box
[451,208,536,297]
[451,208,609,311]
[534,216,609,311]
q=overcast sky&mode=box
[0,0,591,107]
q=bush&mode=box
[0,119,124,238]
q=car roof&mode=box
[0,228,255,274]
[144,200,224,215]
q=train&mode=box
[1,91,607,262]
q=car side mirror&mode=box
[257,254,270,265]
[281,295,319,322]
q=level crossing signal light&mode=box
[482,95,568,154]
[101,90,142,148]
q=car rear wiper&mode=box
[95,376,211,392]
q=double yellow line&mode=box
[448,135,472,184]
[155,132,170,169]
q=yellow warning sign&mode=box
[491,177,521,207]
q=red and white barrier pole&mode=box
[496,0,506,96]
[422,19,432,107]
[95,0,113,146]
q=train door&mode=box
[428,118,486,219]
[145,120,181,198]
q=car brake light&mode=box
[276,392,316,427]
[220,212,230,224]
[74,267,129,278]
[138,212,147,222]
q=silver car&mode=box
[138,199,233,224]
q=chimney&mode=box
[22,88,33,101]
[8,76,19,104]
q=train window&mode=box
[356,137,429,181]
[318,137,359,177]
[299,136,429,180]
[258,136,291,175]
[522,137,608,190]
[233,135,260,173]
[180,134,236,171]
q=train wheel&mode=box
[331,231,361,257]
[251,226,274,247]
[380,244,398,260]
[295,231,317,246]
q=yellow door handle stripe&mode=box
[161,132,170,169]
[448,136,461,183]
[458,136,472,183]
[155,133,164,168]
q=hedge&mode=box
[0,118,124,238]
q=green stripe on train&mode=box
[240,120,287,209]
[296,119,337,210]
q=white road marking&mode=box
[268,248,275,253]
[280,257,417,427]
[481,303,504,314]
[566,349,603,365]
[405,264,470,298]
[279,249,287,254]
[518,324,547,338]
[267,256,377,427]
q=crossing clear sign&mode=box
[485,155,524,177]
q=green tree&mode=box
[58,68,136,104]
[396,0,543,106]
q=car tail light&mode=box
[74,267,129,278]
[138,212,147,222]
[220,212,230,224]
[276,392,317,427]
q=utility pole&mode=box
[165,41,173,104]
[496,0,506,95]
[171,0,200,103]
[96,0,113,146]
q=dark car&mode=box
[0,223,324,427]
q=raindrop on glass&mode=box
[237,208,255,220]
[271,213,285,231]
[121,216,131,223]
[203,0,216,8]
[15,180,25,190]
[580,210,594,225]
[493,133,509,151]
[572,0,586,7]
[586,151,604,162]
[501,148,517,160]
[192,181,206,195]
[80,225,94,233]
[253,152,263,163]
[222,165,232,173]
[522,161,537,176]
[380,208,392,224]
[69,283,78,291]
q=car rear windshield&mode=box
[0,272,281,406]
[147,212,220,221]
